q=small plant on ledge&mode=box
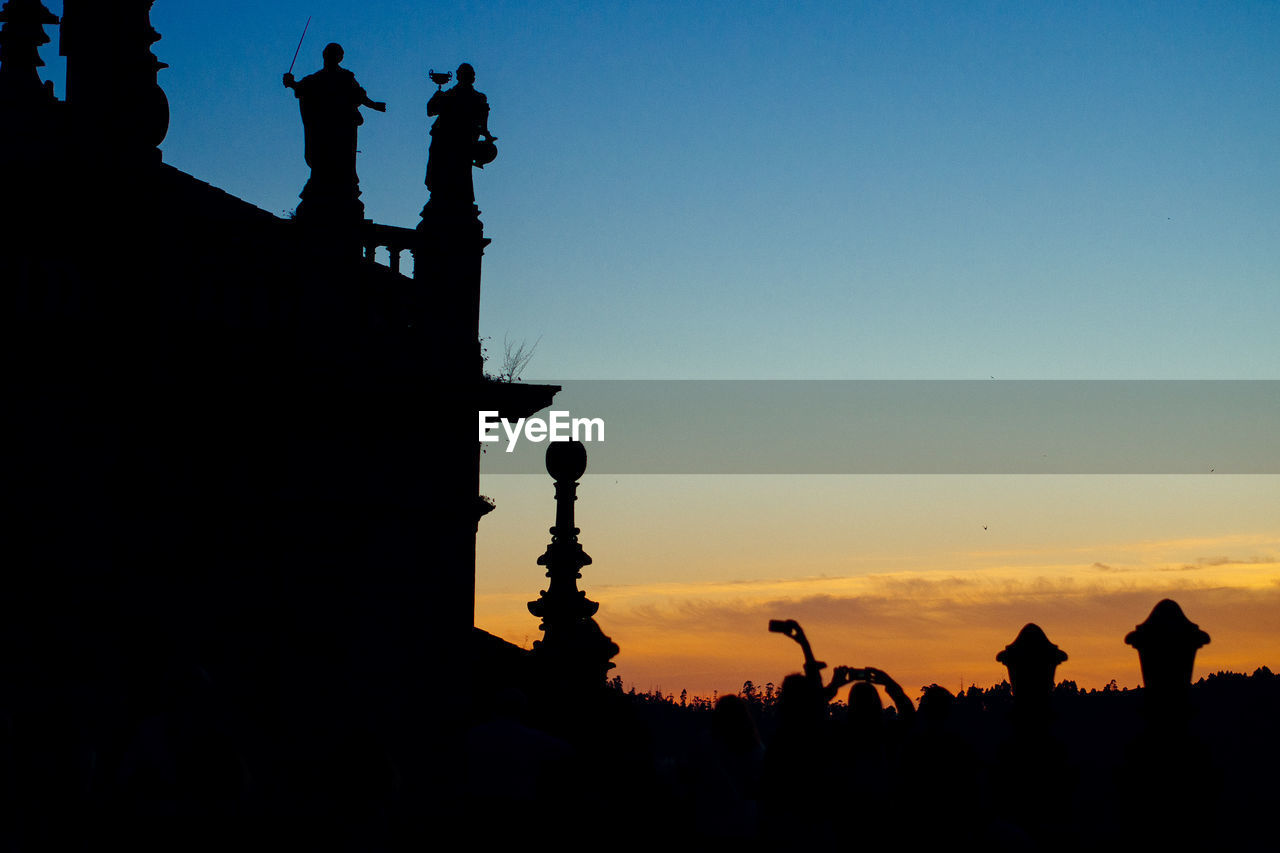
[481,333,541,382]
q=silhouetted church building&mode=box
[2,0,564,810]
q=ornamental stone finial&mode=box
[1126,599,1209,694]
[997,623,1068,705]
[60,0,170,157]
[0,0,59,104]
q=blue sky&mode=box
[37,1,1280,379]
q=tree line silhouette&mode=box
[612,664,1278,713]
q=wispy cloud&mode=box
[1192,554,1278,567]
[478,532,1280,696]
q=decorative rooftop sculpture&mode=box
[422,62,496,224]
[0,0,59,105]
[283,42,385,222]
[59,0,169,158]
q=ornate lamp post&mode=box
[527,440,618,689]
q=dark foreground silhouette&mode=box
[3,6,1275,850]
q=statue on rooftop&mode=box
[423,63,496,217]
[284,42,385,220]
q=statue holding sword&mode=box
[282,24,385,219]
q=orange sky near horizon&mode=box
[476,474,1280,697]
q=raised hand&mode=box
[769,618,801,640]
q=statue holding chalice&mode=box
[423,63,496,218]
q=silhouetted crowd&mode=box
[461,602,1277,852]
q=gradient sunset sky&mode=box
[38,1,1278,696]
